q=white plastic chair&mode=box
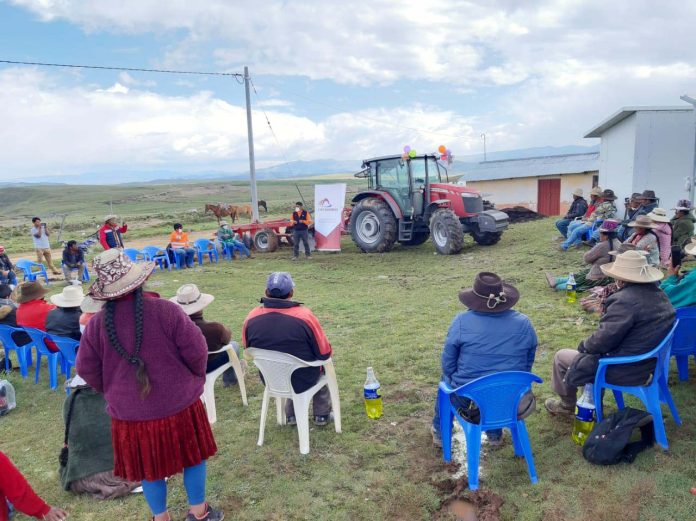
[247,347,341,455]
[201,343,248,424]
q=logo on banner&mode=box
[319,198,332,208]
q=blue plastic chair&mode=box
[581,220,603,241]
[60,261,90,282]
[0,324,33,378]
[672,307,696,381]
[438,371,543,490]
[51,335,79,394]
[123,248,147,263]
[15,259,49,284]
[194,239,219,265]
[142,246,171,271]
[24,327,63,390]
[593,321,681,450]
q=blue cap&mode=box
[266,272,295,297]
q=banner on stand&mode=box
[314,183,347,251]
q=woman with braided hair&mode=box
[76,249,223,521]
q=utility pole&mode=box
[244,66,260,223]
[481,133,487,162]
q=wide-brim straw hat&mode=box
[89,249,155,300]
[646,208,670,223]
[458,272,519,313]
[627,215,658,229]
[590,186,603,197]
[169,283,214,315]
[80,295,105,314]
[16,281,50,304]
[600,250,663,283]
[50,285,85,308]
[104,214,119,223]
[572,188,584,197]
[685,240,696,256]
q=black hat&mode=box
[458,272,519,313]
[601,189,617,201]
[295,201,303,207]
[641,190,657,201]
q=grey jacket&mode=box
[582,239,618,280]
[578,283,675,385]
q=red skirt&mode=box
[111,399,217,482]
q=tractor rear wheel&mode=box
[350,198,397,253]
[472,230,502,246]
[253,228,279,253]
[430,209,464,255]
[400,231,430,246]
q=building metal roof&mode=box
[458,152,599,183]
[584,106,692,138]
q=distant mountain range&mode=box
[0,145,599,186]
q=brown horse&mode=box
[235,204,253,220]
[204,203,238,224]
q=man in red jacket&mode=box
[243,272,333,425]
[0,450,68,521]
[98,215,127,250]
[16,281,59,352]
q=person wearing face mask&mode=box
[217,221,252,259]
[290,202,312,260]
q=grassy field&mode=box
[2,218,696,521]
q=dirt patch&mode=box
[433,487,504,521]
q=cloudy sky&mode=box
[1,0,695,180]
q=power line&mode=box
[0,59,244,79]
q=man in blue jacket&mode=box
[432,272,538,447]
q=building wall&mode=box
[467,172,596,214]
[633,110,694,209]
[597,113,636,205]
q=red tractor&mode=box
[349,154,509,254]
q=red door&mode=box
[537,178,561,216]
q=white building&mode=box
[459,153,599,216]
[584,106,696,209]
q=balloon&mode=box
[446,148,452,155]
[438,145,446,154]
[403,145,411,153]
[441,154,448,161]
[408,149,417,158]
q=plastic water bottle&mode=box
[566,273,577,304]
[572,384,596,446]
[364,367,382,419]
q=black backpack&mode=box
[582,408,655,465]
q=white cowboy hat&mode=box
[219,220,228,226]
[600,250,664,283]
[590,186,603,197]
[685,239,696,256]
[572,188,584,197]
[646,208,670,223]
[89,249,155,300]
[50,285,85,308]
[104,214,119,223]
[80,295,105,314]
[169,284,214,315]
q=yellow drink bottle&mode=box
[572,384,596,446]
[364,367,382,419]
[566,273,577,304]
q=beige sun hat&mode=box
[88,249,155,300]
[685,239,696,256]
[572,188,584,197]
[646,208,670,223]
[627,215,658,229]
[80,295,105,314]
[104,214,119,223]
[50,285,85,308]
[600,250,663,283]
[169,284,214,315]
[590,186,603,197]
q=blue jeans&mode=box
[0,271,17,286]
[432,392,503,441]
[141,461,207,516]
[561,222,590,250]
[175,248,196,267]
[229,240,251,258]
[555,218,571,238]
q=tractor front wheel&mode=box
[350,198,397,253]
[472,230,502,246]
[430,209,464,255]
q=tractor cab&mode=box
[351,154,508,255]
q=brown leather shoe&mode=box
[544,398,575,417]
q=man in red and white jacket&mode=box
[0,451,68,521]
[98,215,127,250]
[242,272,333,425]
